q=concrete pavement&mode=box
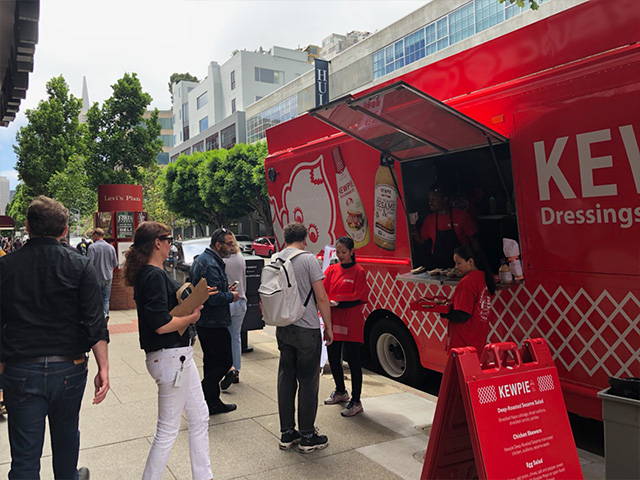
[0,309,605,479]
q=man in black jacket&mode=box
[190,227,240,414]
[0,196,110,480]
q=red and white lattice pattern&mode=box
[477,386,498,404]
[363,270,640,386]
[537,374,555,392]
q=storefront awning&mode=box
[309,81,507,161]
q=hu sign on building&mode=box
[315,59,330,107]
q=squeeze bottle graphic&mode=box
[373,157,398,250]
[332,148,369,248]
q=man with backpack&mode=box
[265,223,333,453]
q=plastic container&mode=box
[597,387,640,479]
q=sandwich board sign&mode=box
[421,338,583,480]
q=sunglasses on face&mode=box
[158,235,173,243]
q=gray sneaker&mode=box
[78,467,90,480]
[324,390,350,405]
[341,400,363,417]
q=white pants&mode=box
[143,346,212,480]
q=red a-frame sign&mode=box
[421,338,584,480]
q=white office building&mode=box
[170,46,312,159]
[0,176,10,215]
[171,0,574,156]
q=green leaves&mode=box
[498,0,539,9]
[161,141,271,229]
[85,73,162,189]
[14,76,85,197]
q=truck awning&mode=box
[309,81,507,161]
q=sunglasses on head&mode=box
[213,227,230,245]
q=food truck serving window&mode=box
[310,81,507,161]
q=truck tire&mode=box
[368,318,423,386]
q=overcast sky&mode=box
[0,0,427,189]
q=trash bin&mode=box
[598,384,640,480]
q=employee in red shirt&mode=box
[322,236,369,418]
[416,188,477,269]
[441,245,496,353]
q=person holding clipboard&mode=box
[124,221,217,480]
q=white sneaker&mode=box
[324,390,350,405]
[341,400,363,417]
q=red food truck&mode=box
[263,0,640,420]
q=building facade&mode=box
[143,109,173,164]
[0,176,10,215]
[169,46,312,160]
[245,0,579,143]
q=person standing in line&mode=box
[440,244,496,353]
[276,223,333,453]
[323,236,369,417]
[88,228,118,322]
[124,221,215,480]
[190,227,240,415]
[0,196,110,480]
[220,233,247,390]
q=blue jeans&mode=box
[100,279,113,318]
[3,360,88,480]
[228,298,247,370]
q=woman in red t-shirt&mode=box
[322,236,369,417]
[441,245,496,354]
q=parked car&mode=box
[164,238,209,284]
[235,234,253,254]
[251,236,276,257]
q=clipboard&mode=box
[170,277,210,335]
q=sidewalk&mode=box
[0,309,605,479]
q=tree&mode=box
[14,76,85,197]
[199,142,272,229]
[47,155,96,218]
[86,73,162,188]
[140,164,176,226]
[6,184,30,227]
[499,0,539,9]
[168,72,199,102]
[162,153,218,225]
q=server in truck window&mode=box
[440,245,495,353]
[413,186,478,270]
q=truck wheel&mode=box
[369,319,423,386]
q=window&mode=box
[371,0,552,79]
[448,3,474,44]
[161,134,174,147]
[475,0,504,32]
[199,116,208,132]
[247,95,298,143]
[221,124,236,149]
[183,126,189,142]
[192,141,204,153]
[197,92,208,109]
[230,70,236,90]
[231,99,236,113]
[159,117,173,130]
[156,152,170,165]
[255,67,284,84]
[181,102,189,124]
[206,133,219,151]
[255,96,263,102]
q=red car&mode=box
[251,236,276,257]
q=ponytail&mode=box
[454,244,496,295]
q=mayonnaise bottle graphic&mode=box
[332,147,369,248]
[373,156,398,250]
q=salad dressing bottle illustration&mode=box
[373,156,398,250]
[332,148,369,248]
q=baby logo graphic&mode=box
[269,154,337,252]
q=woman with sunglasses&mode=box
[124,221,216,480]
